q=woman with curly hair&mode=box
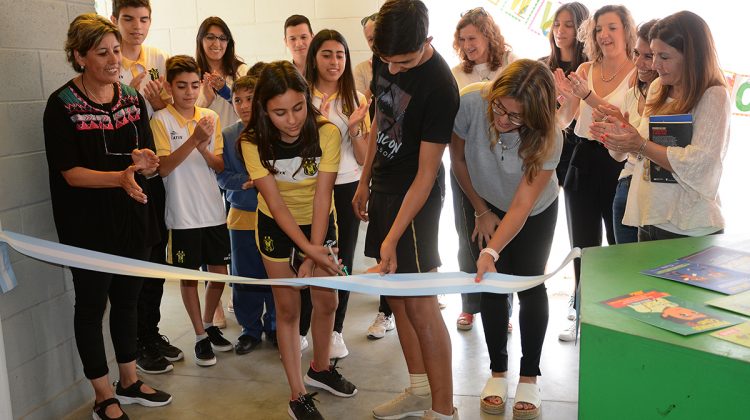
[450,6,518,333]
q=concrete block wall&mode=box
[0,0,113,418]
[0,1,386,418]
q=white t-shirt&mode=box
[623,79,730,235]
[151,105,225,230]
[311,88,371,185]
[450,51,518,90]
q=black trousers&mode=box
[137,243,166,343]
[563,139,623,294]
[638,225,723,242]
[480,200,557,376]
[71,247,148,379]
[137,176,167,344]
[299,181,358,334]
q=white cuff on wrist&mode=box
[480,248,499,262]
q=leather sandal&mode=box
[513,383,541,419]
[93,398,128,420]
[480,377,508,415]
[456,312,474,330]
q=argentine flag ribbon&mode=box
[0,227,579,295]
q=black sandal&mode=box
[93,398,128,420]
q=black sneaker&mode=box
[303,360,357,397]
[235,335,262,355]
[154,335,184,362]
[194,337,216,367]
[205,326,233,352]
[288,392,324,420]
[136,344,173,375]
[114,380,172,407]
[93,397,129,420]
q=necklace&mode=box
[497,134,521,161]
[80,75,108,106]
[600,58,628,83]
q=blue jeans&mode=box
[612,176,638,244]
[229,228,275,339]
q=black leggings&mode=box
[563,139,623,295]
[481,200,557,376]
[300,181,358,334]
[71,247,147,379]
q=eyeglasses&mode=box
[461,7,488,18]
[360,12,378,27]
[102,119,139,156]
[204,33,229,43]
[491,100,524,126]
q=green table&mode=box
[579,235,750,420]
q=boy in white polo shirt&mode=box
[151,55,233,367]
[111,0,180,375]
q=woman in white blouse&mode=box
[591,11,729,240]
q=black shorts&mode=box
[166,224,231,269]
[256,211,337,262]
[365,187,442,273]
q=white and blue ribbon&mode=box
[0,228,579,296]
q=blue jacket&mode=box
[216,121,258,212]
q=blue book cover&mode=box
[648,113,692,183]
[642,260,750,295]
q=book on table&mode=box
[647,113,692,183]
[600,289,744,335]
[642,246,750,295]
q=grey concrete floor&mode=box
[66,183,580,420]
[64,280,579,420]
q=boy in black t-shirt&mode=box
[352,1,459,419]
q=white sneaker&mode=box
[367,312,396,339]
[438,295,448,310]
[567,295,577,321]
[329,331,349,359]
[558,323,577,342]
[300,335,309,352]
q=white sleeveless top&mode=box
[574,64,635,140]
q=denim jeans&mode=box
[612,176,638,244]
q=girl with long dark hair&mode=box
[240,61,357,420]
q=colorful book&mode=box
[600,290,744,335]
[647,114,692,183]
[706,290,750,317]
[681,246,750,274]
[641,260,750,295]
[711,321,750,349]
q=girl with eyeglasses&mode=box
[450,6,518,333]
[301,29,370,359]
[450,59,561,419]
[195,15,248,324]
[240,60,357,420]
[196,16,248,129]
